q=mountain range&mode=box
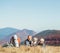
[0,27,60,45]
[0,27,36,45]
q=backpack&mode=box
[17,38,21,44]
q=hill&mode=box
[34,30,60,45]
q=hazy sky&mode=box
[0,0,60,32]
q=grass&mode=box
[0,45,60,53]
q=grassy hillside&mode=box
[0,46,60,53]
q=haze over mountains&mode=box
[0,27,19,40]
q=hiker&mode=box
[38,38,45,47]
[13,35,19,47]
[10,35,21,47]
[25,35,32,46]
[32,37,38,46]
[10,36,15,46]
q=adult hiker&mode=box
[13,35,20,47]
[10,36,15,46]
[25,35,32,46]
[32,37,38,46]
[38,38,45,47]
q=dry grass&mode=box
[0,45,60,53]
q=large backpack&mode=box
[17,38,21,45]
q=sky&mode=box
[0,0,60,32]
